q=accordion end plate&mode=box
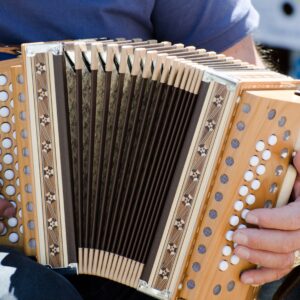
[137,280,171,300]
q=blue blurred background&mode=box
[252,0,300,78]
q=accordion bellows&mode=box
[0,39,300,300]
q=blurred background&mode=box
[252,0,300,78]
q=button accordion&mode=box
[0,39,299,300]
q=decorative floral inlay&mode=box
[213,94,224,107]
[159,267,170,280]
[174,218,185,231]
[45,192,56,204]
[37,88,48,101]
[39,114,50,126]
[35,63,46,75]
[197,144,209,157]
[47,218,58,230]
[49,244,60,256]
[190,169,201,181]
[42,140,52,153]
[182,194,193,207]
[167,243,178,256]
[205,119,216,132]
[43,166,54,179]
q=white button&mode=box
[230,215,240,226]
[2,138,12,149]
[225,230,234,241]
[219,260,229,271]
[3,154,13,164]
[256,165,266,175]
[244,171,254,182]
[251,179,261,190]
[8,232,19,243]
[0,91,8,101]
[1,122,11,133]
[231,255,240,265]
[6,185,16,196]
[256,141,265,152]
[249,156,259,167]
[234,200,244,211]
[268,135,278,146]
[4,170,14,180]
[0,107,9,118]
[238,224,247,229]
[246,194,256,205]
[222,246,232,256]
[239,186,248,196]
[241,209,250,220]
[8,217,18,227]
[0,75,7,86]
[262,150,271,161]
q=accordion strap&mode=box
[0,44,21,55]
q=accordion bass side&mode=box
[0,39,300,300]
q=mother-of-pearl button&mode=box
[2,138,12,149]
[256,165,266,175]
[262,150,271,161]
[239,186,248,196]
[230,255,240,265]
[251,179,261,190]
[6,185,16,196]
[234,200,244,211]
[0,91,8,101]
[241,209,250,220]
[9,232,19,243]
[222,246,232,256]
[8,217,18,227]
[256,141,265,152]
[249,156,259,167]
[4,169,14,180]
[244,171,254,182]
[268,134,278,146]
[238,224,247,229]
[0,75,7,85]
[1,122,11,133]
[0,107,9,118]
[230,215,239,226]
[3,153,13,164]
[0,226,7,236]
[225,230,234,241]
[246,194,256,205]
[219,260,229,271]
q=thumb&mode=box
[0,199,15,218]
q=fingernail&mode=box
[233,232,248,244]
[3,207,16,218]
[235,247,250,259]
[246,212,258,225]
[242,276,254,285]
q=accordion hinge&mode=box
[137,280,171,300]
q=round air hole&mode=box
[0,91,8,101]
[4,169,14,180]
[0,106,10,118]
[280,148,289,158]
[1,122,11,133]
[209,209,218,219]
[268,109,276,120]
[187,280,195,290]
[275,166,284,176]
[8,232,19,243]
[29,239,36,249]
[25,184,32,193]
[282,2,294,16]
[231,139,240,149]
[26,202,33,212]
[2,138,12,149]
[264,200,273,208]
[19,111,26,120]
[18,92,25,102]
[215,192,223,202]
[192,262,201,272]
[242,104,251,113]
[3,153,13,164]
[0,74,7,86]
[28,220,35,230]
[269,183,278,193]
[220,174,228,184]
[225,156,234,166]
[21,129,28,139]
[227,281,235,292]
[203,227,212,237]
[24,166,30,175]
[236,121,245,131]
[198,245,206,254]
[278,116,287,127]
[213,284,222,295]
[22,148,29,157]
[283,130,291,141]
[17,74,24,84]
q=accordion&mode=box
[0,38,300,300]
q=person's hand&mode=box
[0,198,16,233]
[232,151,300,285]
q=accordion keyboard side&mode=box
[175,88,300,300]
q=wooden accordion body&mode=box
[0,39,300,300]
